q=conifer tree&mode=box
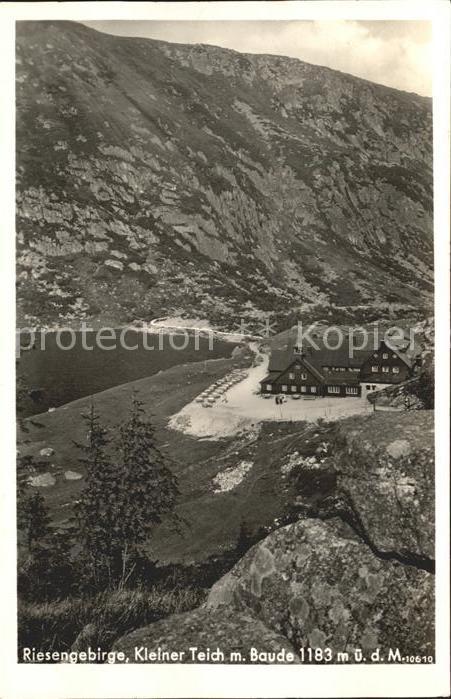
[76,396,178,587]
[75,403,117,584]
[17,479,50,552]
[113,392,179,582]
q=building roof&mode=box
[322,372,360,386]
[268,347,296,372]
[264,330,420,385]
[260,371,285,384]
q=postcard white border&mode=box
[1,2,449,698]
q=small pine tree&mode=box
[75,403,117,586]
[76,396,178,587]
[114,392,179,584]
[17,482,50,552]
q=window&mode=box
[392,366,400,374]
[266,384,272,391]
[371,366,378,373]
[301,386,306,393]
[324,367,329,372]
[373,353,378,358]
[311,386,317,393]
[328,386,340,394]
[291,385,297,392]
[372,385,376,390]
[281,385,288,392]
[366,385,371,390]
[346,387,358,395]
[392,354,397,359]
[382,366,389,373]
[301,373,307,380]
[288,372,294,380]
[382,353,388,359]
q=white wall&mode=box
[360,382,392,401]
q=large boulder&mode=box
[207,518,434,660]
[331,412,434,563]
[112,607,299,663]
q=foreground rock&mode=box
[113,607,300,663]
[331,412,434,564]
[207,518,434,660]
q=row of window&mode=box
[288,372,307,380]
[371,366,400,373]
[266,384,317,393]
[326,386,358,395]
[265,384,360,395]
[374,352,398,359]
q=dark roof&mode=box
[268,347,296,372]
[305,346,372,370]
[323,372,360,386]
[268,331,419,375]
[260,371,284,384]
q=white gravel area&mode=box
[169,353,372,440]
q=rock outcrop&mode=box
[206,518,434,660]
[290,411,434,568]
[112,607,300,663]
[112,410,434,662]
[329,412,434,566]
[16,21,433,327]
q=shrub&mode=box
[18,585,205,660]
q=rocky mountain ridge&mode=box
[16,21,433,327]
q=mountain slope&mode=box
[16,21,433,327]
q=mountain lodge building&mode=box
[260,339,414,399]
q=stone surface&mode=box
[207,518,434,659]
[28,472,56,487]
[39,447,55,457]
[112,607,300,663]
[64,470,83,480]
[331,411,434,561]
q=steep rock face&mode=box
[207,518,434,659]
[112,607,300,663]
[16,21,433,326]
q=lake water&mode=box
[17,329,237,417]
